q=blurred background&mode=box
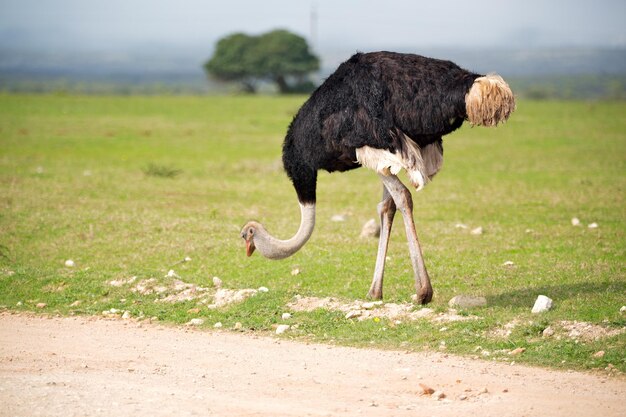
[0,0,624,99]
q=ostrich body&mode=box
[241,51,515,304]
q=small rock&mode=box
[448,295,487,309]
[276,324,290,335]
[64,259,75,267]
[459,394,468,401]
[281,312,292,320]
[36,302,47,309]
[455,223,468,229]
[508,347,526,356]
[233,322,243,330]
[122,311,131,319]
[542,326,555,337]
[502,260,515,266]
[418,383,435,395]
[593,350,605,358]
[360,219,380,238]
[531,295,553,313]
[258,286,269,293]
[165,269,179,278]
[345,310,362,319]
[184,256,192,262]
[620,306,626,313]
[361,302,376,310]
[291,268,300,276]
[470,226,483,235]
[109,308,120,314]
[188,318,204,326]
[478,387,489,395]
[571,217,581,226]
[16,301,22,306]
[588,222,598,229]
[212,276,222,287]
[331,214,345,222]
[213,322,223,328]
[432,390,446,400]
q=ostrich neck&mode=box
[255,202,316,260]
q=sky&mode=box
[0,0,625,54]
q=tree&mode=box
[203,33,258,93]
[204,29,320,94]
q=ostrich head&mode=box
[240,221,260,257]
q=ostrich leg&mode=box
[367,185,396,299]
[378,174,433,304]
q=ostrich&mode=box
[241,51,515,304]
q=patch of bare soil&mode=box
[287,295,479,323]
[1,312,624,417]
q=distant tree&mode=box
[204,33,258,93]
[204,29,319,94]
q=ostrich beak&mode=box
[245,239,256,257]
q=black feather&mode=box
[282,51,481,204]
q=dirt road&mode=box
[0,312,624,417]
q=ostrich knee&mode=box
[377,195,396,218]
[393,185,414,215]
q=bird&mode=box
[241,51,515,304]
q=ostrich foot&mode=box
[367,287,383,300]
[415,283,433,305]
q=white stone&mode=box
[64,259,75,267]
[345,310,362,319]
[470,227,483,235]
[166,269,179,278]
[212,276,222,287]
[258,286,269,293]
[188,318,204,326]
[213,322,223,328]
[276,324,290,334]
[588,222,598,229]
[291,268,300,276]
[361,302,375,310]
[432,390,446,400]
[502,260,515,266]
[531,295,553,313]
[620,306,626,313]
[122,311,131,319]
[281,313,292,320]
[542,326,555,337]
[571,217,581,226]
[360,219,380,238]
[455,223,468,229]
[331,214,346,222]
[184,256,192,262]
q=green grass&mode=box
[0,94,624,372]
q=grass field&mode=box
[0,94,624,372]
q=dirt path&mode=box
[0,313,624,417]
